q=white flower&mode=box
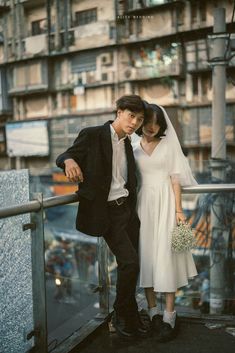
[171,222,196,253]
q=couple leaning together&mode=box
[56,95,198,342]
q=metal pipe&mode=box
[43,193,78,208]
[0,185,234,220]
[182,184,235,194]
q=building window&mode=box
[177,4,185,26]
[31,19,47,36]
[192,75,198,95]
[201,75,211,96]
[129,19,135,36]
[191,3,198,24]
[199,3,207,22]
[70,94,77,111]
[74,8,97,26]
[61,92,68,110]
[137,18,142,34]
[109,25,116,39]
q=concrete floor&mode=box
[70,315,235,353]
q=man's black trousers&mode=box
[103,199,140,318]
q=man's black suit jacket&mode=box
[56,121,138,237]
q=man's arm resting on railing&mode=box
[56,129,87,183]
[63,159,84,183]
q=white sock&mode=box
[163,310,176,328]
[148,306,161,321]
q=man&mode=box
[56,95,147,338]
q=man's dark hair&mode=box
[116,95,145,113]
[135,103,167,138]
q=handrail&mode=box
[0,184,234,220]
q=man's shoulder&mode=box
[80,122,110,135]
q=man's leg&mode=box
[104,203,139,318]
[104,202,148,337]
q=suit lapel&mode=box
[125,137,136,190]
[101,122,113,174]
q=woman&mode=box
[133,103,198,341]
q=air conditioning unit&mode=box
[100,53,113,66]
[123,67,136,80]
[101,69,114,83]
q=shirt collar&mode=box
[110,125,131,142]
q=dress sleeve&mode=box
[167,143,197,186]
[167,144,181,184]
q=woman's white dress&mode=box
[133,138,197,292]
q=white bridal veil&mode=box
[159,105,197,187]
[132,104,198,187]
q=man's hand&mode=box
[64,159,84,182]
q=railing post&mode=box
[97,237,109,318]
[31,193,48,352]
[209,7,227,315]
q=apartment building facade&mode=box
[0,0,234,177]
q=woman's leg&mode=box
[165,292,175,312]
[157,292,178,342]
[145,287,162,330]
[145,287,156,308]
[163,292,177,329]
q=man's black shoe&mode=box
[112,311,136,338]
[134,312,151,337]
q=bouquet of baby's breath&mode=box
[171,222,196,253]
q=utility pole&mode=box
[209,8,227,314]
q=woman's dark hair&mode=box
[116,94,145,113]
[135,103,167,138]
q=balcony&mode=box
[126,0,179,13]
[20,0,46,9]
[70,21,115,51]
[121,61,181,81]
[0,0,9,11]
[0,168,235,353]
[8,61,49,96]
[24,33,48,57]
[8,83,48,96]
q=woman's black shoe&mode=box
[151,314,163,333]
[157,316,179,342]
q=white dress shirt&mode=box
[107,125,129,201]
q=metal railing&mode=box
[1,184,235,220]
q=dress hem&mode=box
[140,273,198,293]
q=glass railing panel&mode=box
[45,203,101,349]
[26,168,104,348]
[173,190,235,316]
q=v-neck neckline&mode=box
[139,138,163,157]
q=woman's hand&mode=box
[175,211,187,224]
[64,159,84,183]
